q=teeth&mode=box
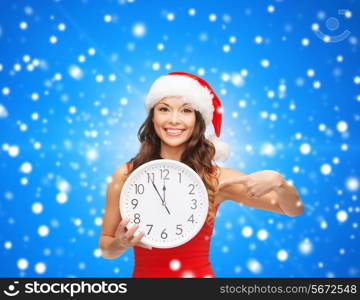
[166,129,183,134]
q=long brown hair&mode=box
[124,107,220,225]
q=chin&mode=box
[163,139,187,147]
[162,135,190,147]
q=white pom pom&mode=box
[207,135,230,162]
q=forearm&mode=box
[100,236,127,259]
[275,177,304,217]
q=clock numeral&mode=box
[131,198,138,209]
[133,213,141,224]
[135,184,144,194]
[147,172,155,184]
[160,168,169,180]
[146,224,153,235]
[178,172,181,183]
[188,184,195,195]
[176,224,183,235]
[190,199,197,209]
[187,214,195,223]
[161,228,168,239]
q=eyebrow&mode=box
[158,102,191,107]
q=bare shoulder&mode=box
[113,163,129,177]
[109,163,130,187]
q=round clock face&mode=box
[119,159,209,248]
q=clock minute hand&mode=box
[162,179,166,203]
[150,178,171,215]
[150,179,163,201]
[164,204,171,215]
[162,180,171,215]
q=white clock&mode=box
[119,159,209,248]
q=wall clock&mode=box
[120,159,209,248]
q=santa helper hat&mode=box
[145,71,230,162]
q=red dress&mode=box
[126,162,220,278]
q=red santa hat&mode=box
[145,71,230,162]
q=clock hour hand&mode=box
[150,178,171,215]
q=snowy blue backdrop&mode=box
[0,0,359,278]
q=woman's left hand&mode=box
[219,170,284,199]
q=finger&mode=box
[125,224,139,239]
[247,182,256,189]
[130,232,149,248]
[245,187,253,197]
[137,241,152,250]
[131,232,149,247]
[248,186,266,198]
[247,190,257,199]
[115,218,130,236]
[254,190,267,198]
[251,188,263,198]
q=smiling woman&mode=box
[98,71,304,278]
[99,72,232,277]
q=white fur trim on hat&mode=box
[207,135,231,162]
[145,75,214,125]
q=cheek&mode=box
[154,123,163,135]
[153,115,165,128]
[186,116,196,131]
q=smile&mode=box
[164,128,185,137]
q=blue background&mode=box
[0,0,359,278]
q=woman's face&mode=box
[152,96,196,148]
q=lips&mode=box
[164,128,185,136]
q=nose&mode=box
[169,111,180,124]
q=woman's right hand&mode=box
[114,218,152,251]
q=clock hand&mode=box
[162,179,171,215]
[150,178,163,202]
[162,179,166,203]
[150,178,171,215]
[164,203,171,215]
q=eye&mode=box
[183,108,192,113]
[159,107,168,112]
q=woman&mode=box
[98,71,305,278]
